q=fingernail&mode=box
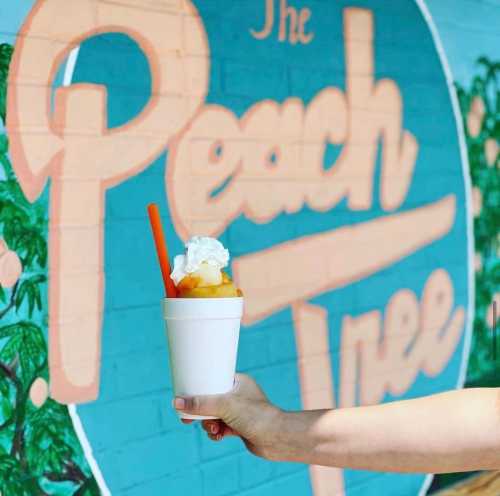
[173,398,186,410]
[210,425,217,434]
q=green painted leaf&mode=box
[34,285,42,312]
[15,280,28,311]
[27,283,35,318]
[0,323,20,339]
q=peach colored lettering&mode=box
[250,0,275,40]
[279,0,299,44]
[290,270,464,495]
[168,8,417,241]
[292,302,345,496]
[339,269,465,408]
[7,0,209,403]
[7,1,465,437]
[292,302,335,409]
[234,196,455,325]
[250,0,313,45]
[297,9,314,44]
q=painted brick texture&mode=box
[0,1,498,496]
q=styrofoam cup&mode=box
[163,297,244,420]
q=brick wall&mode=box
[0,1,498,495]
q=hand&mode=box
[173,374,284,460]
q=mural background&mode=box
[0,1,498,495]
[0,43,99,495]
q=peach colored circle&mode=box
[471,96,485,117]
[467,96,485,138]
[486,294,500,329]
[474,253,482,272]
[467,113,481,138]
[0,250,23,288]
[471,187,482,217]
[484,139,498,167]
[30,378,49,407]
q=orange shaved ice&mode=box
[177,271,242,298]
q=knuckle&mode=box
[183,397,193,411]
[217,395,229,415]
[192,396,201,413]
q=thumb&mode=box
[173,394,228,418]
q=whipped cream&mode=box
[171,236,230,285]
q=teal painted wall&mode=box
[0,1,498,495]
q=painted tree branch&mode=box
[73,477,96,496]
[10,380,26,461]
[44,471,83,484]
[44,461,87,485]
[0,359,21,442]
[0,280,19,320]
[0,413,15,431]
[64,460,88,484]
[0,359,21,389]
[11,354,48,465]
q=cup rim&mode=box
[162,296,244,319]
[163,296,244,302]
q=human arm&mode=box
[174,375,500,473]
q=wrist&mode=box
[265,409,315,463]
[274,409,336,464]
[259,407,290,461]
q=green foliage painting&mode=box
[0,43,99,496]
[0,28,497,496]
[457,57,500,386]
[430,58,499,494]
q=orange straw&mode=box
[147,203,178,298]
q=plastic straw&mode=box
[147,203,177,298]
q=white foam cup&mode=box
[163,297,244,420]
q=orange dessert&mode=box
[171,237,242,298]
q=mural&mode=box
[457,57,499,383]
[0,44,99,495]
[0,0,496,495]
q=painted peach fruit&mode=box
[0,244,22,288]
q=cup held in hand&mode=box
[163,297,244,420]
